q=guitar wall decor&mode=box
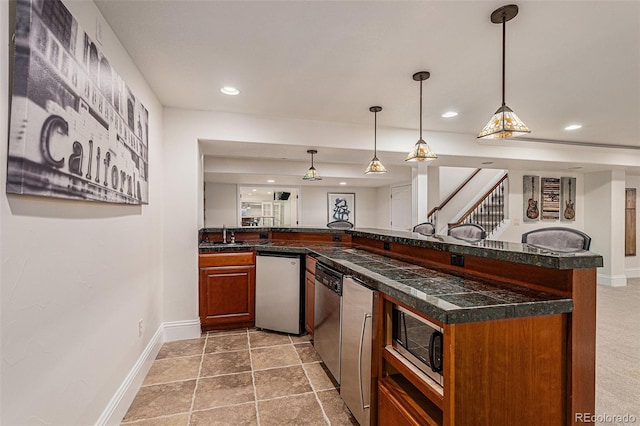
[564,178,575,220]
[526,176,539,220]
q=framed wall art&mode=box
[560,177,576,222]
[541,177,561,220]
[523,175,540,222]
[327,192,355,224]
[7,0,149,204]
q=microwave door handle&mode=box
[359,312,372,411]
[429,330,444,373]
[401,312,408,346]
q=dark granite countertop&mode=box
[200,226,603,270]
[199,240,574,325]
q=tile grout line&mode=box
[299,348,333,425]
[186,332,208,424]
[248,331,262,426]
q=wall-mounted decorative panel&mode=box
[523,175,539,222]
[541,177,560,221]
[560,177,576,222]
[7,0,149,204]
[626,188,636,256]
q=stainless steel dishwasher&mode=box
[314,262,343,385]
[340,276,375,426]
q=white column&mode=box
[584,170,627,286]
[411,163,429,227]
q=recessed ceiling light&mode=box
[564,124,582,131]
[220,86,240,96]
[267,191,272,194]
[442,111,458,118]
[267,179,275,183]
[252,189,257,192]
[339,182,347,186]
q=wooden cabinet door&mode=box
[305,270,315,337]
[199,265,255,330]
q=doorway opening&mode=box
[239,186,299,227]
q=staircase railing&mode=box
[427,168,481,227]
[448,173,508,237]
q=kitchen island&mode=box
[198,227,602,425]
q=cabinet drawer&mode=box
[199,252,255,267]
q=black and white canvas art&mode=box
[7,0,149,204]
[328,193,355,225]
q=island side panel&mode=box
[568,268,597,425]
[445,314,568,426]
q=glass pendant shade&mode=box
[406,139,437,162]
[302,149,322,181]
[303,166,322,181]
[365,156,387,174]
[478,104,530,139]
[406,71,437,162]
[478,5,530,140]
[365,106,387,174]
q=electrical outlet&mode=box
[450,254,465,267]
[138,319,144,337]
[332,235,342,242]
[383,242,391,251]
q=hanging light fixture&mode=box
[406,71,437,162]
[365,106,387,174]
[302,149,322,181]
[478,4,531,139]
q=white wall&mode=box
[0,1,164,425]
[204,183,237,227]
[625,175,640,277]
[439,167,477,201]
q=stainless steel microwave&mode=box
[391,304,444,387]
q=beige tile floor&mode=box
[122,329,357,425]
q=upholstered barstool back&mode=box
[521,227,591,251]
[413,222,436,236]
[447,223,486,242]
[326,220,354,230]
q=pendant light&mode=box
[302,149,322,181]
[365,106,387,174]
[406,71,437,162]
[478,4,531,139]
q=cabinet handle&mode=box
[359,312,372,411]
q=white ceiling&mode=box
[95,1,640,183]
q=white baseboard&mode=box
[597,274,628,287]
[625,268,640,279]
[163,319,202,342]
[96,319,201,425]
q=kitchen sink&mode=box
[211,241,248,246]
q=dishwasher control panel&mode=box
[315,263,343,295]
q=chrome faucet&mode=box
[222,225,227,244]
